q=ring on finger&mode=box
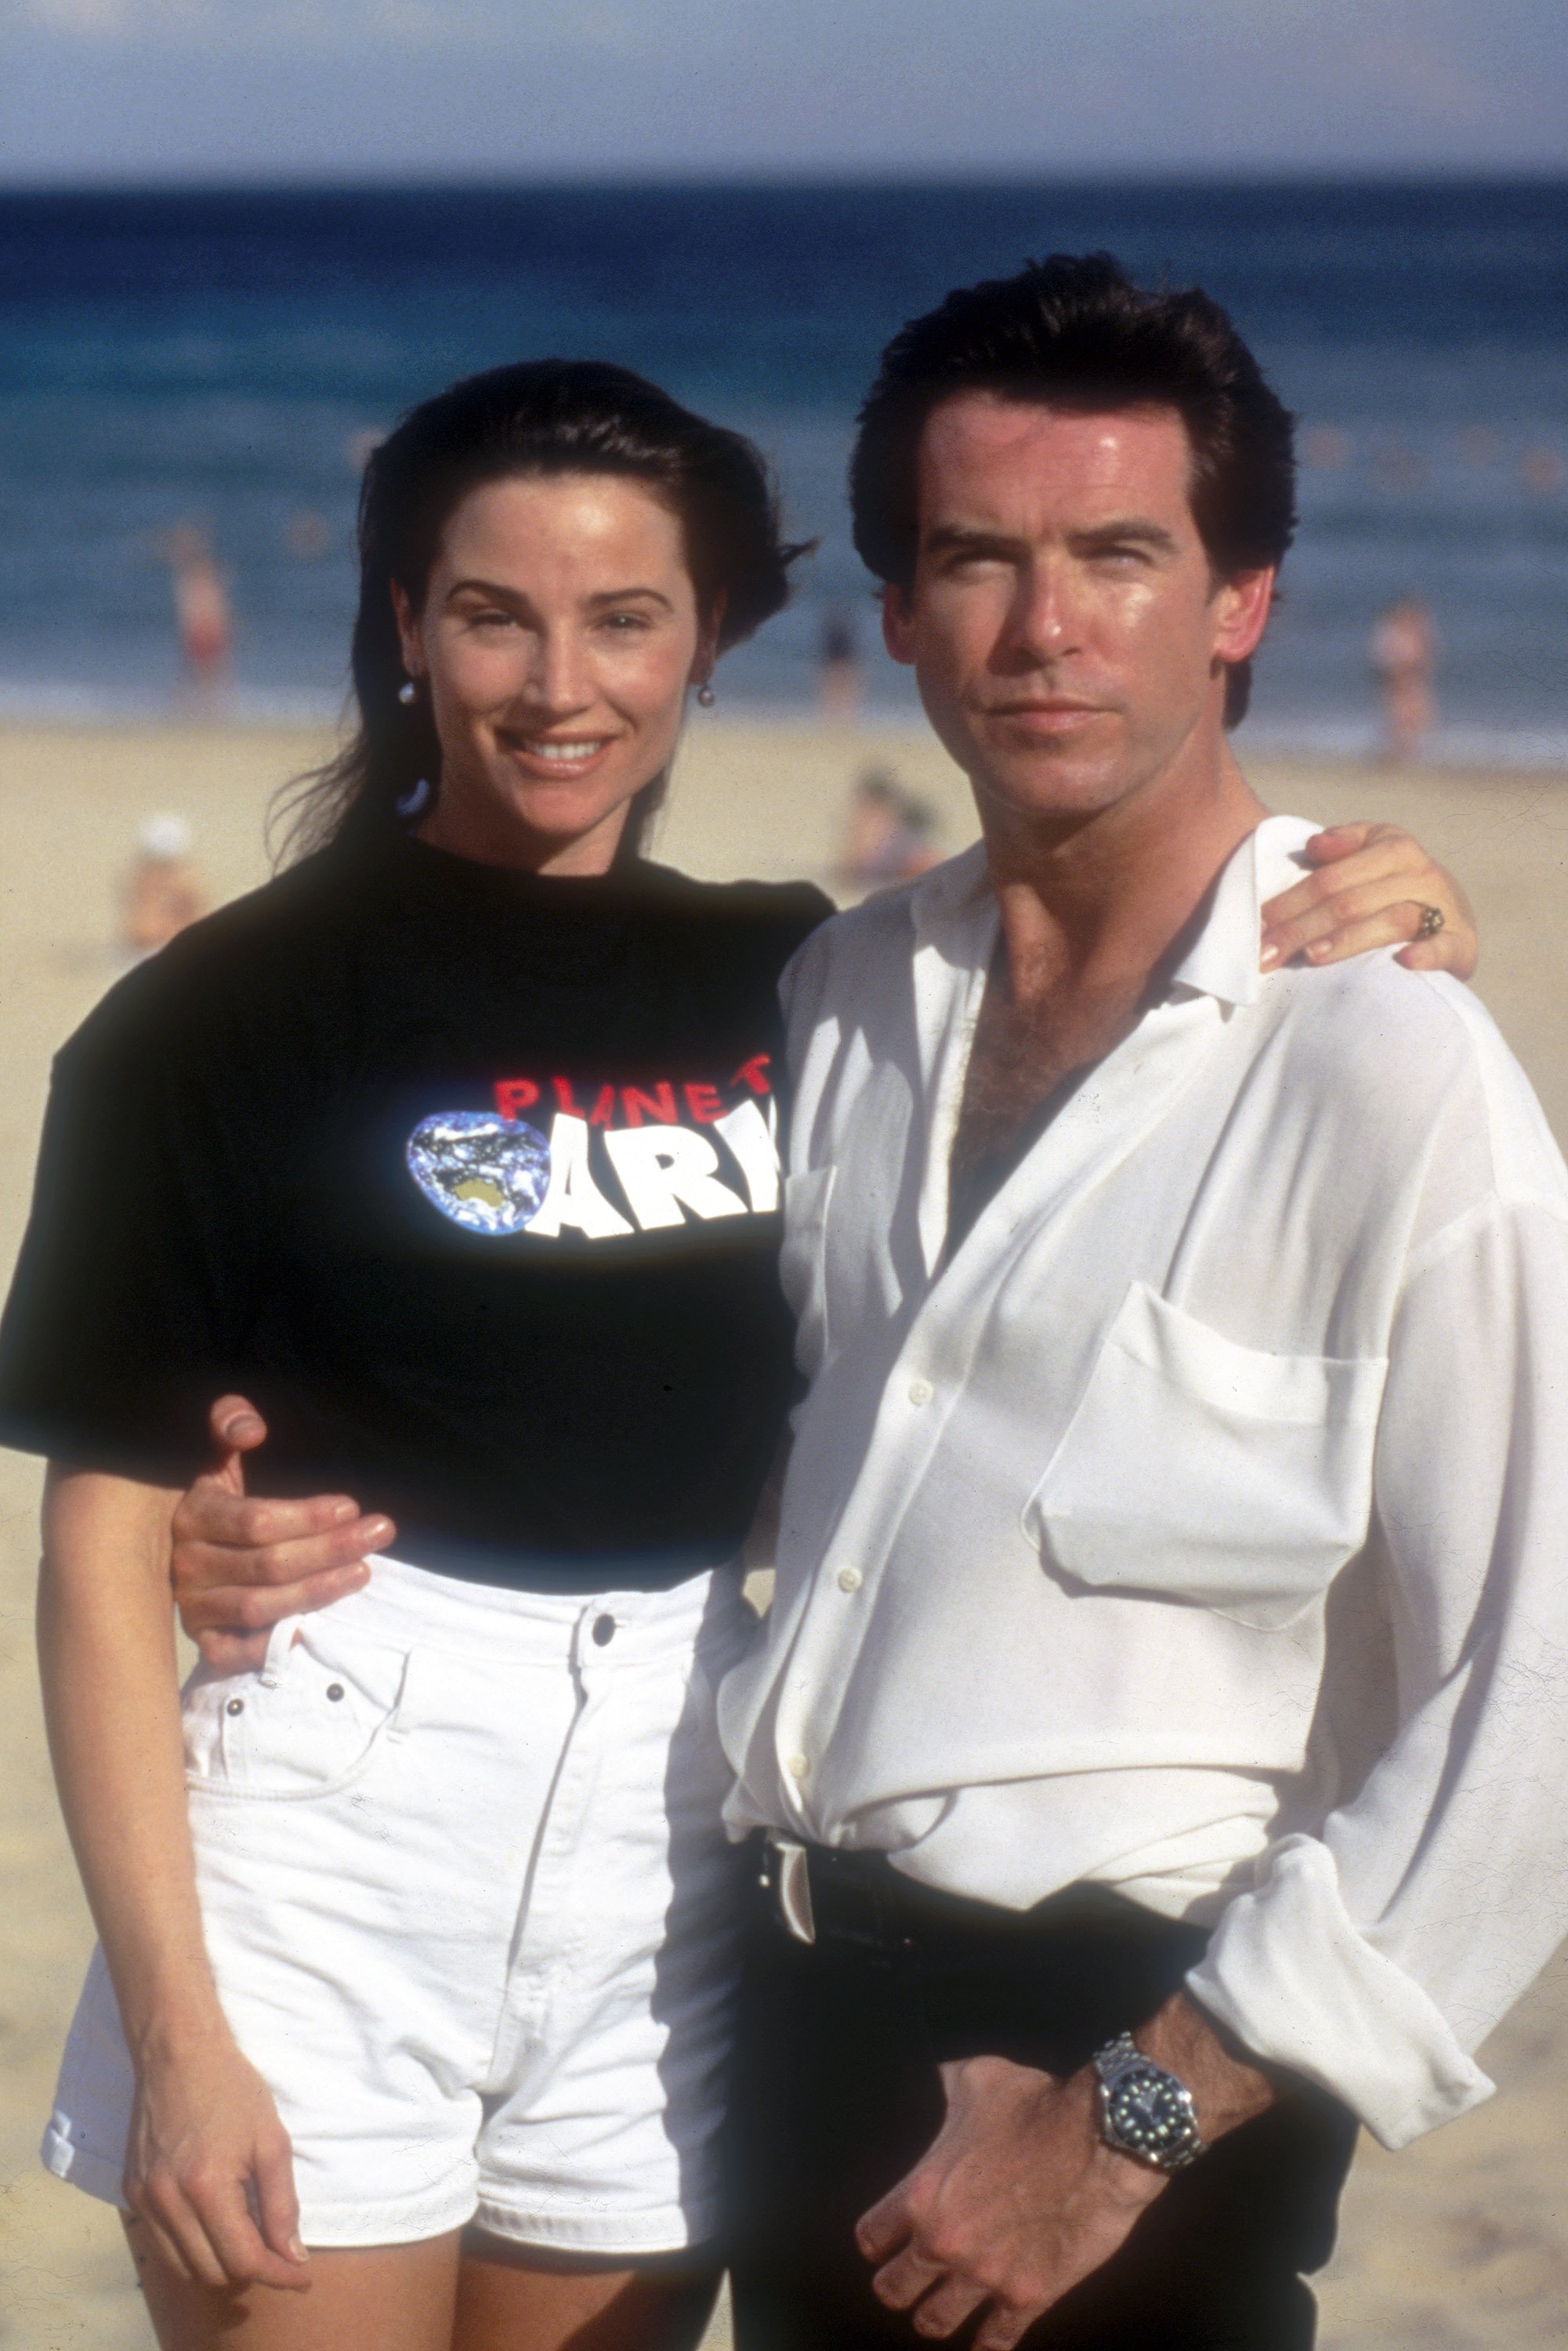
[1415,903,1445,939]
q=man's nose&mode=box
[1002,563,1081,666]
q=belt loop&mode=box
[385,1647,420,1740]
[259,1614,302,1690]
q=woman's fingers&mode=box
[1261,823,1478,980]
[252,2127,310,2270]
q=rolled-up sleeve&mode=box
[1188,1194,1568,2147]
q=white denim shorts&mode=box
[43,1555,758,2254]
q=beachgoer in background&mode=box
[158,524,232,697]
[817,607,862,721]
[839,766,940,893]
[1371,596,1437,765]
[121,815,205,961]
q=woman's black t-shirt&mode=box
[0,831,831,1588]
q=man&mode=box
[706,255,1568,2347]
[163,260,1519,2348]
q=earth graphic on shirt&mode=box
[405,1110,552,1236]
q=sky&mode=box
[2,0,1566,183]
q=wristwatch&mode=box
[1091,2031,1207,2171]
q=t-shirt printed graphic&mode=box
[407,1056,780,1241]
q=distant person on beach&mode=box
[817,607,863,720]
[839,766,940,891]
[121,815,206,961]
[11,330,1480,2350]
[1370,596,1437,765]
[158,524,232,697]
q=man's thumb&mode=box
[208,1393,267,1491]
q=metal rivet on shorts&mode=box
[326,1683,345,1702]
[226,1697,244,1716]
[592,1614,616,1646]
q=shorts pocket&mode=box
[1022,1282,1388,1630]
[183,1613,410,1800]
[779,1165,837,1376]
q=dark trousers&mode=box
[726,1846,1358,2351]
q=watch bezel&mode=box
[1092,2032,1207,2172]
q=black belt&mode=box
[754,1834,1181,1959]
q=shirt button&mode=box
[907,1378,933,1407]
[225,1697,244,1717]
[837,1566,863,1593]
[786,1752,809,1781]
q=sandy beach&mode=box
[3,715,1568,2349]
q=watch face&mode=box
[1108,2063,1196,2161]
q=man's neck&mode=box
[976,735,1267,1015]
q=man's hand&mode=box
[171,1396,393,1672]
[1260,822,1477,978]
[855,1993,1276,2347]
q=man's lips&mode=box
[983,701,1108,734]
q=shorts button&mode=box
[837,1566,862,1593]
[225,1697,244,1717]
[326,1683,345,1702]
[592,1614,616,1647]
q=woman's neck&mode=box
[414,792,632,878]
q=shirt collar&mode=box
[907,816,1322,1009]
[1166,814,1321,1008]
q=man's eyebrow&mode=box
[923,524,1027,559]
[1069,518,1179,553]
[922,518,1182,559]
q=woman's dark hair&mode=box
[275,359,808,862]
[849,253,1296,726]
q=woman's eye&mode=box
[470,609,517,630]
[599,610,653,634]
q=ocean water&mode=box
[2,179,1566,761]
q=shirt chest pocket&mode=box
[779,1165,837,1378]
[1022,1282,1388,1630]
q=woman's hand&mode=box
[172,1397,393,1672]
[1260,823,1477,978]
[125,2023,310,2291]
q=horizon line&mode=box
[4,165,1568,197]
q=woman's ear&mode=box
[389,580,423,679]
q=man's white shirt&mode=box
[719,815,1568,2152]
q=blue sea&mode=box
[2,180,1566,761]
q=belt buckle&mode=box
[766,1833,817,1946]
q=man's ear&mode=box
[1211,567,1276,667]
[882,581,917,668]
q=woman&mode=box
[0,357,1474,2351]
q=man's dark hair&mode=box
[849,253,1296,726]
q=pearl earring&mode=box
[397,680,417,705]
[696,680,716,708]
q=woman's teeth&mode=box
[522,738,608,762]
